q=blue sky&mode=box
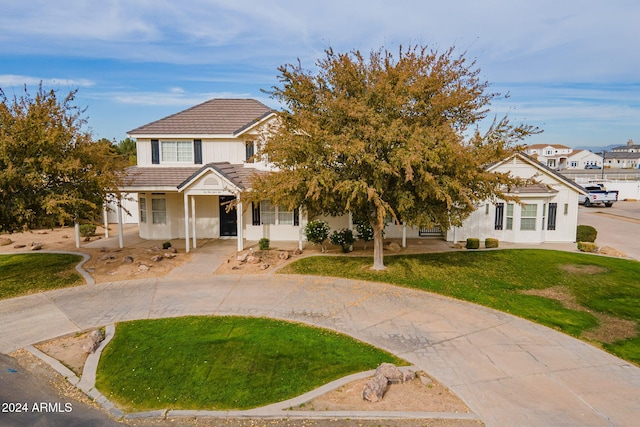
[1,0,639,149]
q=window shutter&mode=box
[547,203,557,231]
[151,140,160,164]
[494,203,504,230]
[252,202,261,226]
[194,139,202,164]
[293,208,299,226]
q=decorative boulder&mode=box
[82,329,105,354]
[293,248,303,255]
[260,263,270,270]
[151,255,163,262]
[375,362,404,384]
[278,251,290,260]
[122,256,134,263]
[0,237,12,246]
[138,264,150,272]
[30,244,43,251]
[386,242,401,252]
[362,374,389,402]
[246,255,261,264]
[236,252,248,263]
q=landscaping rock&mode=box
[82,329,104,354]
[30,244,43,251]
[246,255,261,264]
[167,246,177,253]
[418,372,433,386]
[237,252,248,262]
[99,254,116,261]
[260,263,270,270]
[138,264,150,272]
[375,362,404,384]
[293,248,303,255]
[13,244,26,249]
[362,374,389,402]
[279,251,290,260]
[151,255,163,262]
[122,256,134,263]
[599,246,628,258]
[164,252,176,259]
[386,242,401,252]
[0,237,12,246]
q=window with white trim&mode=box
[151,196,166,224]
[506,204,514,230]
[139,196,147,223]
[259,200,294,225]
[161,141,193,162]
[520,204,537,231]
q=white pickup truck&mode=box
[579,184,619,207]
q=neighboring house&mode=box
[523,144,573,170]
[604,139,640,169]
[566,149,603,169]
[445,153,586,244]
[121,99,585,251]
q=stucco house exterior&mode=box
[523,144,573,170]
[605,139,640,169]
[565,149,603,169]
[121,98,586,251]
[447,153,585,244]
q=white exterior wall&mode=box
[134,138,248,166]
[566,151,603,169]
[106,193,139,224]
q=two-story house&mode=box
[523,144,573,170]
[604,139,640,169]
[121,98,586,251]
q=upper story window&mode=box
[162,141,193,162]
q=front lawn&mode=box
[96,316,404,411]
[0,253,83,299]
[280,249,640,364]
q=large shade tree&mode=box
[249,46,540,270]
[0,85,126,232]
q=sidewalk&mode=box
[1,272,639,426]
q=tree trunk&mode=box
[371,226,386,270]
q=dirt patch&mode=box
[522,286,637,344]
[0,226,189,284]
[559,264,608,274]
[297,373,471,413]
[35,332,91,376]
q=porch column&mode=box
[103,204,109,238]
[191,196,197,249]
[117,201,124,249]
[298,207,303,251]
[348,212,354,251]
[236,200,244,251]
[183,193,190,253]
[402,223,407,248]
[74,222,80,248]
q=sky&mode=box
[1,0,639,149]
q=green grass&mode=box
[281,249,640,364]
[96,316,404,411]
[0,253,83,299]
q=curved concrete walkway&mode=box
[2,268,640,426]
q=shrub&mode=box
[577,242,598,253]
[259,238,270,251]
[329,228,355,253]
[576,225,597,243]
[79,223,96,238]
[485,238,499,249]
[305,220,330,252]
[466,238,480,249]
[354,221,374,250]
[162,241,172,250]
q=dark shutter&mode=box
[547,203,557,231]
[194,139,202,164]
[245,141,255,162]
[151,140,160,164]
[293,208,299,226]
[494,203,504,230]
[252,202,261,226]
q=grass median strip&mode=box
[0,253,83,299]
[281,249,640,365]
[96,316,405,411]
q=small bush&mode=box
[354,221,374,249]
[466,238,480,249]
[305,220,330,252]
[79,223,96,238]
[576,225,597,243]
[485,238,499,249]
[162,241,172,250]
[259,238,270,251]
[329,228,355,253]
[577,242,599,253]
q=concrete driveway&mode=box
[578,200,640,260]
[1,272,639,426]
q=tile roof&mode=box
[123,163,264,191]
[128,99,275,136]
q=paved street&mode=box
[578,200,640,260]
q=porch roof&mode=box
[122,162,262,191]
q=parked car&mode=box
[579,184,618,207]
[585,164,602,169]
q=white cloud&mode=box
[0,74,94,88]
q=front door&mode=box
[219,196,237,237]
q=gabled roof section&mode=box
[491,152,588,195]
[177,162,264,191]
[128,99,275,137]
